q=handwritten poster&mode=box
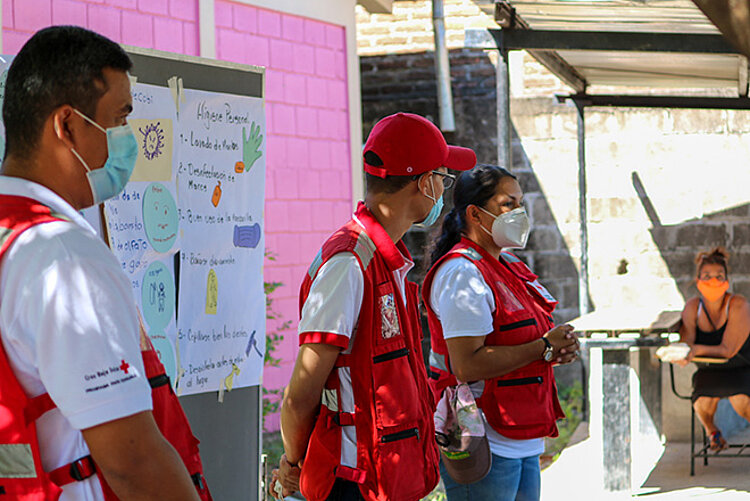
[103,83,182,388]
[105,78,266,397]
[175,88,266,395]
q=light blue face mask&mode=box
[416,173,444,227]
[71,109,138,205]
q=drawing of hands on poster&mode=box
[242,122,263,172]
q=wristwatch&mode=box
[541,337,554,362]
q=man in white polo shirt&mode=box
[0,27,198,500]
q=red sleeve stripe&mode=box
[299,331,350,349]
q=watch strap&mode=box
[541,337,553,361]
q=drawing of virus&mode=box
[139,122,165,160]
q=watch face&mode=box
[544,349,554,362]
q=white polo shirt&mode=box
[0,176,152,500]
[297,216,414,469]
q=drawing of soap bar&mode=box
[233,223,261,248]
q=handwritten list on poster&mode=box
[176,88,266,395]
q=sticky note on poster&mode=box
[129,118,173,182]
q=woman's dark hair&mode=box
[695,247,730,277]
[427,164,516,268]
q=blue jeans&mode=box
[440,453,541,501]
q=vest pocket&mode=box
[496,376,543,387]
[374,424,426,499]
[380,427,419,443]
[487,373,554,428]
[372,345,420,429]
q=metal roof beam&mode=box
[465,29,587,93]
[557,94,750,110]
[492,29,737,54]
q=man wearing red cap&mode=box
[271,113,476,501]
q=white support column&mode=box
[199,0,216,59]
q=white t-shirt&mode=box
[298,224,414,468]
[429,257,544,459]
[0,176,153,500]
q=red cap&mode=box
[363,113,477,178]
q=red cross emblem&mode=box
[119,359,130,374]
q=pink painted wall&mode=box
[214,1,352,431]
[2,0,353,432]
[3,0,199,55]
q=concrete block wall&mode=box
[512,100,750,312]
[359,0,750,319]
[361,48,582,323]
[355,0,493,56]
[3,0,200,55]
[355,0,570,98]
[2,0,354,432]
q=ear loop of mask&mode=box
[70,109,106,173]
[477,206,496,238]
[74,108,107,134]
[424,173,437,204]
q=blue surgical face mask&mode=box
[71,109,138,205]
[416,173,444,227]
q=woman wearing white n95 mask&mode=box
[422,164,579,501]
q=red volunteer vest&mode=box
[423,238,564,440]
[297,202,439,501]
[0,195,212,500]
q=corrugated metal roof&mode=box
[474,1,746,93]
[508,0,718,34]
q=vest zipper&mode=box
[498,318,537,331]
[496,376,543,387]
[373,347,409,364]
[381,427,420,443]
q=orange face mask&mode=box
[697,278,729,302]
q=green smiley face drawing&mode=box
[143,182,178,253]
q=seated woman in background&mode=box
[680,247,750,450]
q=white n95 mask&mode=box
[479,206,530,249]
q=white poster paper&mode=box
[176,88,266,395]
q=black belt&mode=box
[148,373,171,389]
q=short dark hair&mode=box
[3,26,132,159]
[365,172,415,194]
[364,151,416,194]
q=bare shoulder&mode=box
[682,297,700,319]
[729,294,750,312]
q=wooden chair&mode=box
[669,363,750,475]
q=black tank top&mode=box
[696,295,750,368]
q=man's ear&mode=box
[416,172,432,195]
[51,106,76,150]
